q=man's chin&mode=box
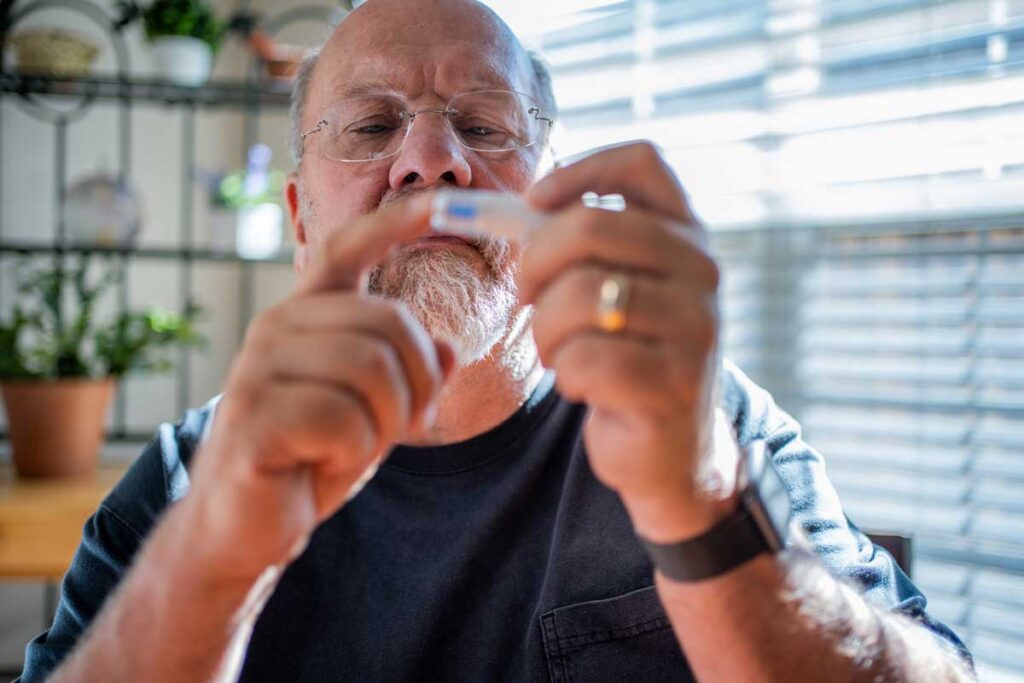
[367,253,515,368]
[388,241,490,284]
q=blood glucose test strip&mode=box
[430,190,542,243]
[429,189,626,243]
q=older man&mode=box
[20,1,973,681]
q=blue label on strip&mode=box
[447,202,478,219]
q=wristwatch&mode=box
[640,439,793,582]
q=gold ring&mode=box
[597,273,632,333]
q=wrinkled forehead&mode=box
[330,47,529,103]
[310,7,534,115]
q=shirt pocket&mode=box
[540,585,696,683]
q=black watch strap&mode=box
[639,505,770,583]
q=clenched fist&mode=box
[520,142,731,544]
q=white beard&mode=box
[367,240,518,367]
[300,183,522,369]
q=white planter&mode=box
[151,36,212,86]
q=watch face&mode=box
[744,440,792,550]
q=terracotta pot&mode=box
[1,378,115,478]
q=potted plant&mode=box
[117,0,224,86]
[199,143,287,257]
[0,257,204,477]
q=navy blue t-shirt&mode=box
[19,360,972,681]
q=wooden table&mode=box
[0,465,127,582]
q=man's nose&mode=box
[387,113,472,190]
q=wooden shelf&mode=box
[0,241,294,264]
[0,464,128,581]
[0,72,292,109]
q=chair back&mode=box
[866,532,913,579]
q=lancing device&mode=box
[430,189,625,243]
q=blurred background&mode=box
[1,0,1022,679]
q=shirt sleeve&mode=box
[719,358,975,672]
[16,396,215,683]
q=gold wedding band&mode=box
[597,273,632,333]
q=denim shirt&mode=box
[19,360,973,681]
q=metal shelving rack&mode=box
[0,0,344,443]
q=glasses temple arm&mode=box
[300,119,329,139]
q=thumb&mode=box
[295,193,434,296]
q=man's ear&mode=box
[284,172,310,273]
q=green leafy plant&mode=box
[0,256,204,380]
[116,0,225,51]
[212,168,286,210]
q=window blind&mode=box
[713,219,1024,674]
[522,0,1024,227]
[488,0,1024,676]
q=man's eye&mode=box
[351,124,396,135]
[463,126,498,137]
[458,118,512,137]
[343,115,400,135]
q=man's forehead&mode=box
[320,40,528,104]
[311,0,533,112]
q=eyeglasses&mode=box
[299,89,553,163]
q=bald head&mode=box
[332,0,531,74]
[288,0,555,169]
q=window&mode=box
[486,0,1024,677]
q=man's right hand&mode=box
[187,193,453,581]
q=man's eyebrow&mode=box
[330,74,520,102]
[331,81,402,100]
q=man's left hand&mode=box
[519,142,732,544]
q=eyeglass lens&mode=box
[318,91,545,162]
